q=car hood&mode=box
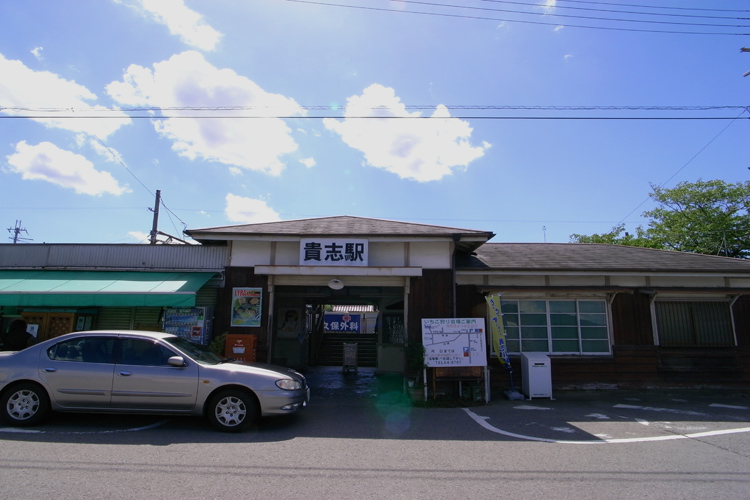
[206,360,305,383]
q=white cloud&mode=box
[323,84,489,182]
[128,231,150,243]
[119,0,222,51]
[300,157,316,168]
[106,51,304,175]
[225,194,281,223]
[6,141,130,196]
[31,47,44,60]
[0,53,131,138]
[79,134,124,163]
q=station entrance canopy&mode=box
[0,270,217,307]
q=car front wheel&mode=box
[207,389,257,432]
[1,382,50,427]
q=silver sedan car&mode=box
[0,330,309,432]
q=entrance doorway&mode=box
[271,285,405,371]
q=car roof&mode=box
[51,330,177,341]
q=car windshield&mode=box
[164,337,224,365]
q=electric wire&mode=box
[552,0,749,14]
[481,0,750,20]
[616,108,749,225]
[3,115,746,120]
[397,0,750,29]
[93,135,188,239]
[283,0,750,35]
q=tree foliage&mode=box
[570,179,750,258]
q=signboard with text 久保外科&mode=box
[324,313,362,333]
[421,318,487,368]
[299,239,368,266]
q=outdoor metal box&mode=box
[521,352,552,399]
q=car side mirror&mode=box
[167,356,186,367]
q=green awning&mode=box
[0,270,217,307]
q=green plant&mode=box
[403,341,426,387]
[209,332,227,356]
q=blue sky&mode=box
[1,0,748,244]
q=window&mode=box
[119,338,176,366]
[501,299,610,355]
[655,301,734,347]
[47,337,115,363]
[383,314,405,345]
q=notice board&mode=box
[421,318,487,368]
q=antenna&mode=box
[7,220,32,244]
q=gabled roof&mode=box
[186,216,495,253]
[459,243,750,274]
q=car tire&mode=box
[207,389,257,433]
[1,382,50,427]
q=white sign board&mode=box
[300,238,368,266]
[421,318,487,367]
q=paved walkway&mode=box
[303,366,750,443]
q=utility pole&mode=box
[742,47,750,77]
[7,220,32,244]
[149,190,161,245]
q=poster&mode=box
[231,287,262,327]
[277,308,303,339]
[421,318,487,367]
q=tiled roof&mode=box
[187,216,495,252]
[188,215,493,237]
[459,243,750,274]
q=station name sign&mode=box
[299,238,368,267]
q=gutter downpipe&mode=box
[730,295,740,346]
[452,234,460,318]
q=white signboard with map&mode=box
[421,318,487,367]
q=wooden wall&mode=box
[455,285,750,389]
[407,269,454,344]
[218,267,269,361]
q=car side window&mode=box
[47,337,114,364]
[119,338,176,366]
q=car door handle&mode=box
[119,371,132,376]
[44,368,57,372]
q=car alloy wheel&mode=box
[208,389,257,432]
[1,383,50,426]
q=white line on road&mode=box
[0,420,169,435]
[710,403,749,410]
[462,408,750,444]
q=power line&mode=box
[616,108,748,225]
[283,0,750,35]
[3,105,747,113]
[482,0,750,21]
[552,0,749,15]
[2,115,746,120]
[93,136,188,239]
[398,0,750,29]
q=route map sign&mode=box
[421,318,487,367]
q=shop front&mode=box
[0,245,227,343]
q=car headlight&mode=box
[276,379,302,391]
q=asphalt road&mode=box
[1,370,749,500]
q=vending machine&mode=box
[163,307,214,345]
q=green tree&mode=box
[570,223,659,248]
[570,180,750,258]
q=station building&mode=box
[2,216,749,390]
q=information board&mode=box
[421,318,487,367]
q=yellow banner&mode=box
[486,293,510,366]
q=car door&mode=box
[38,336,116,409]
[110,337,199,411]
